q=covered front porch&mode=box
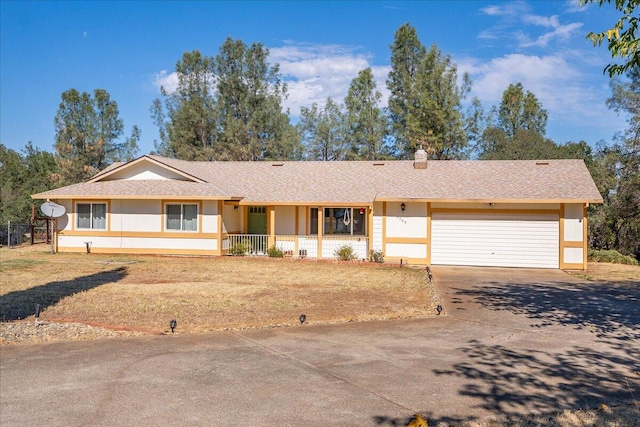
[221,204,371,260]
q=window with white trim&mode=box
[77,203,107,230]
[166,204,198,231]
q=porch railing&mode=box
[226,234,368,260]
[227,234,268,256]
[319,235,368,260]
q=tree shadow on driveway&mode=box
[0,267,128,321]
[423,278,640,421]
[450,279,640,341]
[432,338,639,419]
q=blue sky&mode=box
[0,0,627,156]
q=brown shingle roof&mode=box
[33,155,603,204]
[33,179,229,200]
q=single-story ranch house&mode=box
[33,150,603,270]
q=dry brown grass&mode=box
[582,262,640,282]
[0,245,439,333]
[466,403,640,427]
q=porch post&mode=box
[268,205,275,248]
[317,207,323,259]
[217,200,223,255]
[368,205,373,259]
[294,206,299,255]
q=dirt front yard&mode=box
[1,246,440,339]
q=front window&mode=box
[77,203,107,230]
[323,207,366,236]
[166,204,198,231]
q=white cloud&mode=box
[480,2,531,17]
[480,5,504,16]
[269,43,390,116]
[462,54,579,104]
[459,52,621,138]
[523,14,560,28]
[565,0,588,13]
[478,2,583,48]
[519,15,583,47]
[153,70,179,94]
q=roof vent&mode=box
[271,162,284,167]
[414,148,428,169]
[373,162,385,166]
[535,161,549,165]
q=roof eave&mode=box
[375,197,604,204]
[31,194,229,201]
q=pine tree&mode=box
[345,68,388,160]
[151,50,218,160]
[387,23,426,158]
[387,25,470,159]
[54,89,139,185]
[214,37,300,160]
[298,98,347,161]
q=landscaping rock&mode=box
[0,321,144,345]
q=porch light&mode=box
[401,203,406,212]
[170,319,177,333]
[299,314,306,324]
[234,205,239,211]
[359,207,365,215]
[436,305,443,315]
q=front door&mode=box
[248,206,267,235]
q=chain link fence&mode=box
[0,223,47,247]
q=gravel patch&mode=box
[0,321,147,345]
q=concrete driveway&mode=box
[1,266,638,426]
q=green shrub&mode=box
[334,245,357,261]
[588,249,639,265]
[267,245,284,258]
[368,249,384,263]
[229,242,250,256]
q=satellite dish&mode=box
[41,201,66,218]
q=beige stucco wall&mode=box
[275,205,296,235]
[385,202,427,238]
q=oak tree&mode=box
[581,0,639,76]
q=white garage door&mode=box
[431,213,559,268]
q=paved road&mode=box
[1,267,638,426]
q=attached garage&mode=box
[431,212,560,268]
